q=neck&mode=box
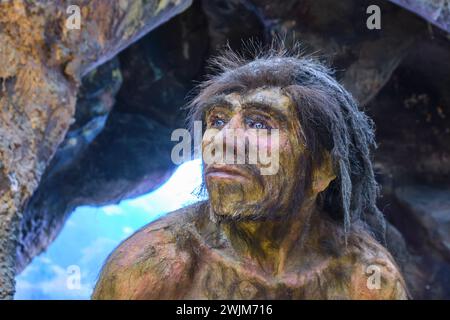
[213,197,317,275]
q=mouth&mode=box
[205,165,251,180]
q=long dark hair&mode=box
[187,41,385,242]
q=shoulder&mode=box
[343,230,409,300]
[92,201,207,299]
[314,216,409,300]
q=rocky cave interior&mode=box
[1,0,449,299]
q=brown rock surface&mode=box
[0,0,191,299]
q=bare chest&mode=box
[183,249,346,299]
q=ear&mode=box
[311,151,336,194]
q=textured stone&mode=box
[379,186,450,299]
[16,0,208,274]
[389,0,450,32]
[396,186,450,258]
[0,0,192,299]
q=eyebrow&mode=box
[241,101,289,123]
[202,97,290,124]
[201,95,234,114]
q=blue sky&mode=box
[15,159,205,300]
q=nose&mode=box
[220,114,247,163]
[224,114,243,130]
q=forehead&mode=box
[205,87,294,116]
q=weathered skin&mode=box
[92,202,407,299]
[93,87,408,299]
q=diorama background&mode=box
[1,0,449,300]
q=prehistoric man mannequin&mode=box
[92,47,408,300]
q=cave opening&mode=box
[15,159,204,299]
[14,0,265,299]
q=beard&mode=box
[204,162,307,223]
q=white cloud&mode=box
[102,205,123,216]
[15,262,92,300]
[79,237,117,267]
[122,226,133,235]
[127,159,205,214]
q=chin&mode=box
[209,199,272,222]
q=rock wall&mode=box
[0,0,192,300]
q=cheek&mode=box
[278,133,292,152]
[246,131,286,153]
[201,128,220,148]
[270,132,295,162]
[278,134,303,172]
[202,128,220,141]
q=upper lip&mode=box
[205,165,250,178]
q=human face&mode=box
[202,87,305,219]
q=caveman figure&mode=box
[93,45,408,300]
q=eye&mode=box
[253,122,266,129]
[211,118,226,128]
[245,118,270,130]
